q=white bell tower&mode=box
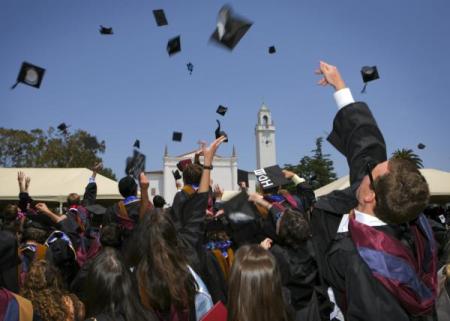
[255,104,276,168]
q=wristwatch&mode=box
[203,164,213,170]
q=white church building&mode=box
[146,104,277,204]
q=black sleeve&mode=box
[18,192,33,212]
[327,102,387,191]
[82,182,97,206]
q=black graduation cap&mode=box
[237,169,249,187]
[11,62,46,89]
[57,122,69,134]
[215,119,228,142]
[133,139,140,149]
[268,46,276,54]
[153,9,168,26]
[223,191,259,223]
[418,143,426,150]
[125,150,146,179]
[361,66,380,93]
[216,105,228,116]
[210,5,253,50]
[85,204,106,217]
[99,25,114,35]
[254,165,290,191]
[172,131,182,142]
[177,159,192,171]
[172,169,182,180]
[167,36,181,56]
[187,62,194,75]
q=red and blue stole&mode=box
[348,213,437,315]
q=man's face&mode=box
[356,160,390,203]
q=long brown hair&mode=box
[136,210,196,315]
[227,245,291,321]
[21,259,83,321]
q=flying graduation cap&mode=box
[268,46,276,54]
[254,165,290,192]
[153,9,168,26]
[418,143,426,150]
[125,149,146,179]
[57,122,69,134]
[99,25,114,35]
[187,62,194,75]
[133,139,140,149]
[215,119,228,142]
[216,105,228,116]
[361,66,379,93]
[172,131,183,142]
[172,169,182,180]
[167,36,181,56]
[11,62,46,89]
[222,191,260,223]
[210,5,253,50]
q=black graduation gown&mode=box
[311,102,435,321]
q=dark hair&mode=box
[136,211,196,315]
[374,159,430,224]
[118,176,137,198]
[152,195,166,208]
[100,223,122,248]
[182,164,203,186]
[22,226,48,244]
[228,245,291,321]
[278,209,311,249]
[84,247,155,321]
[0,204,19,233]
[67,193,81,206]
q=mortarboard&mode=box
[361,66,379,93]
[418,143,426,150]
[11,62,46,89]
[125,150,146,179]
[215,119,228,142]
[167,36,181,56]
[99,25,114,35]
[223,191,259,223]
[177,159,192,172]
[133,139,140,149]
[216,105,228,116]
[210,5,253,50]
[57,122,69,134]
[187,62,194,75]
[172,169,182,180]
[153,9,168,27]
[85,204,106,217]
[268,46,276,54]
[237,169,249,187]
[172,131,183,142]
[254,165,290,191]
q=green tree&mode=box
[0,127,117,180]
[391,148,424,168]
[284,137,337,190]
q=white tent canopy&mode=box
[0,168,122,203]
[315,168,450,202]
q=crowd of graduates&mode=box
[1,63,450,321]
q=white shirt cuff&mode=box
[291,175,305,185]
[333,88,355,109]
[89,177,96,183]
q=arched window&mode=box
[262,115,269,126]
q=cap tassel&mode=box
[11,82,19,90]
[361,83,367,94]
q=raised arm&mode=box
[139,172,152,220]
[316,61,387,190]
[82,163,101,206]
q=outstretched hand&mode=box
[18,171,30,193]
[139,172,149,190]
[315,61,346,91]
[202,136,227,165]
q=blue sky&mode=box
[1,0,450,179]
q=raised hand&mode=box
[202,136,227,166]
[92,162,103,178]
[139,172,149,190]
[315,61,346,91]
[282,169,295,179]
[260,238,273,250]
[35,202,50,214]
